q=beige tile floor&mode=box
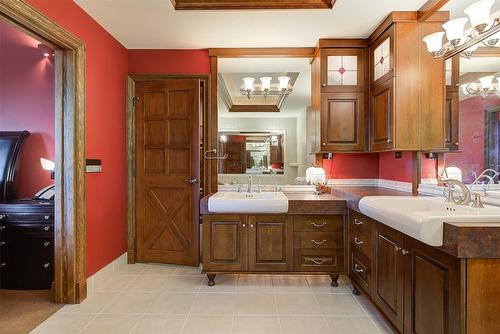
[30,263,397,334]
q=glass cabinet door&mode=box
[321,48,365,92]
[373,37,391,82]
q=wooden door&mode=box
[373,223,404,332]
[371,79,394,151]
[135,79,200,266]
[321,92,365,151]
[403,236,461,334]
[248,215,292,271]
[202,215,247,272]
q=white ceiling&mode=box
[74,0,430,49]
[218,58,311,118]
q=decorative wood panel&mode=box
[171,0,335,10]
[371,79,394,151]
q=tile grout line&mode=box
[272,281,283,334]
[178,268,204,334]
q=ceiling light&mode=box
[464,0,495,32]
[463,75,499,96]
[278,76,290,91]
[260,77,272,92]
[442,18,469,46]
[242,77,255,91]
[478,75,495,90]
[423,32,445,56]
[240,76,292,99]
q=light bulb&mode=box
[461,84,470,95]
[478,75,495,90]
[464,0,494,32]
[442,18,468,45]
[242,77,255,91]
[423,32,445,56]
[260,77,272,91]
[278,76,290,91]
[40,158,55,171]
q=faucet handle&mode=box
[471,192,484,208]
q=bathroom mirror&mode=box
[217,57,311,185]
[437,49,500,186]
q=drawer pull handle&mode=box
[0,226,5,230]
[0,241,5,246]
[305,257,332,265]
[311,239,327,245]
[354,264,364,273]
[394,245,401,252]
[44,226,50,231]
[354,237,364,245]
[310,222,326,227]
[43,242,51,247]
[44,215,50,220]
[354,219,363,225]
[0,262,6,268]
[401,249,409,255]
[43,263,50,268]
[0,214,6,220]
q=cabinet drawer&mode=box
[350,229,372,260]
[349,210,373,235]
[294,215,342,232]
[351,250,370,293]
[294,248,344,272]
[1,223,53,236]
[294,231,342,249]
[1,213,53,223]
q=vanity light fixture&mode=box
[462,75,500,96]
[422,0,499,59]
[240,76,292,99]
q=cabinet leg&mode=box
[330,274,339,287]
[352,287,361,295]
[207,274,216,287]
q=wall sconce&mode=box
[40,157,55,179]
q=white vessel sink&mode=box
[208,191,289,214]
[359,196,500,246]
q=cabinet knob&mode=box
[0,241,5,246]
[322,83,327,87]
[44,215,50,220]
[44,226,50,231]
[0,215,6,220]
[0,262,6,268]
[322,143,326,146]
[454,142,459,146]
[386,139,392,143]
[242,224,246,228]
[44,241,51,247]
[43,263,51,268]
[401,249,409,255]
[0,226,5,230]
[250,224,254,228]
[394,245,401,252]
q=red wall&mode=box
[378,151,413,182]
[128,50,210,74]
[445,96,500,183]
[323,154,380,179]
[0,20,55,198]
[27,0,129,277]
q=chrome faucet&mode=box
[247,176,253,193]
[441,178,471,206]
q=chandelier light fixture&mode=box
[422,0,499,59]
[461,75,500,96]
[241,76,292,99]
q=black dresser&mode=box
[0,200,54,290]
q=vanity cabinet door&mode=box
[403,236,461,334]
[373,222,404,332]
[248,215,293,272]
[202,215,248,272]
[370,78,394,151]
[320,92,366,151]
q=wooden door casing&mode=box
[248,215,293,271]
[373,223,404,332]
[202,215,248,272]
[321,92,365,151]
[135,79,200,266]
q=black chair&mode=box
[0,131,30,203]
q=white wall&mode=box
[218,117,300,185]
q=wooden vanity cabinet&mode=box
[348,209,461,334]
[310,42,368,152]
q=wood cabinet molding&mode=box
[171,0,335,10]
[208,47,316,58]
[0,0,86,304]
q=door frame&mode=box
[0,0,86,303]
[126,74,209,264]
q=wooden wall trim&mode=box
[125,74,210,264]
[417,0,449,22]
[0,0,86,303]
[317,39,368,48]
[171,0,335,10]
[209,57,218,194]
[368,12,418,45]
[209,47,316,58]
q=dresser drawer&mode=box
[349,210,373,235]
[294,248,344,272]
[350,250,371,293]
[294,231,342,249]
[350,229,372,260]
[1,213,53,223]
[294,215,343,232]
[1,223,53,236]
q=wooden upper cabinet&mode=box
[370,27,394,87]
[320,48,366,92]
[321,92,365,151]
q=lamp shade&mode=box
[464,0,494,29]
[478,75,495,90]
[260,77,272,91]
[278,76,290,90]
[40,158,55,171]
[242,77,255,91]
[305,166,326,185]
[423,32,445,52]
[442,17,468,43]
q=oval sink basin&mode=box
[208,191,289,214]
[359,196,500,246]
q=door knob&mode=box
[184,178,200,184]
